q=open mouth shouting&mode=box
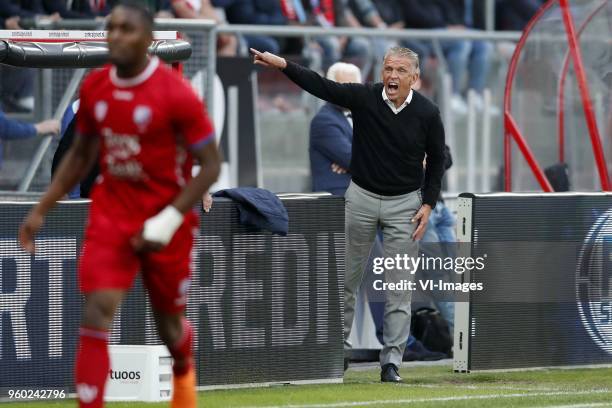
[387,82,400,94]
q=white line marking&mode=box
[354,380,610,393]
[240,389,611,408]
[531,404,612,408]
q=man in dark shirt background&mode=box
[252,46,445,383]
[309,62,360,196]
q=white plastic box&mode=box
[105,345,172,402]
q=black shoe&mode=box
[380,364,402,383]
[344,357,350,372]
[403,339,447,361]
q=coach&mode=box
[252,46,446,383]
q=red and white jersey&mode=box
[77,56,214,227]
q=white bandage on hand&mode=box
[142,206,184,245]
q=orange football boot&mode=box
[171,365,197,408]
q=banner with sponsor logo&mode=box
[454,193,612,371]
[0,196,344,394]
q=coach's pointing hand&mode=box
[250,48,287,70]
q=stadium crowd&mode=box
[1,0,546,114]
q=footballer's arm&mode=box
[20,133,100,253]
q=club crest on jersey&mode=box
[94,101,108,122]
[113,89,134,101]
[133,105,152,132]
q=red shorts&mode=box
[79,211,197,314]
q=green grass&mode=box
[5,364,612,407]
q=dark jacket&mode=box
[309,103,352,196]
[220,0,286,25]
[437,0,487,29]
[496,0,543,31]
[43,0,96,18]
[373,0,403,25]
[0,0,41,19]
[402,0,448,28]
[402,0,488,29]
[212,188,289,236]
[52,104,99,198]
[0,0,98,18]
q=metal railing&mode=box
[216,25,521,41]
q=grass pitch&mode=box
[6,363,612,407]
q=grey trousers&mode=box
[344,181,421,368]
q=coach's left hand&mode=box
[19,209,45,253]
[411,204,432,241]
[202,192,213,213]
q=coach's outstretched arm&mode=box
[19,133,99,253]
[251,48,368,110]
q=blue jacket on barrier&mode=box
[213,187,289,236]
[309,103,353,197]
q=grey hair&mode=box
[383,46,420,75]
[326,62,362,83]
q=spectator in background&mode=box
[496,0,544,31]
[349,0,399,76]
[217,0,287,54]
[0,13,23,29]
[401,0,495,114]
[171,0,237,56]
[367,0,435,94]
[42,0,96,18]
[309,62,359,196]
[0,2,60,113]
[51,101,97,199]
[456,0,496,113]
[0,108,60,169]
[0,0,61,22]
[305,0,372,71]
[280,0,372,71]
[420,145,456,335]
[63,0,111,17]
[108,0,173,16]
[349,0,388,30]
